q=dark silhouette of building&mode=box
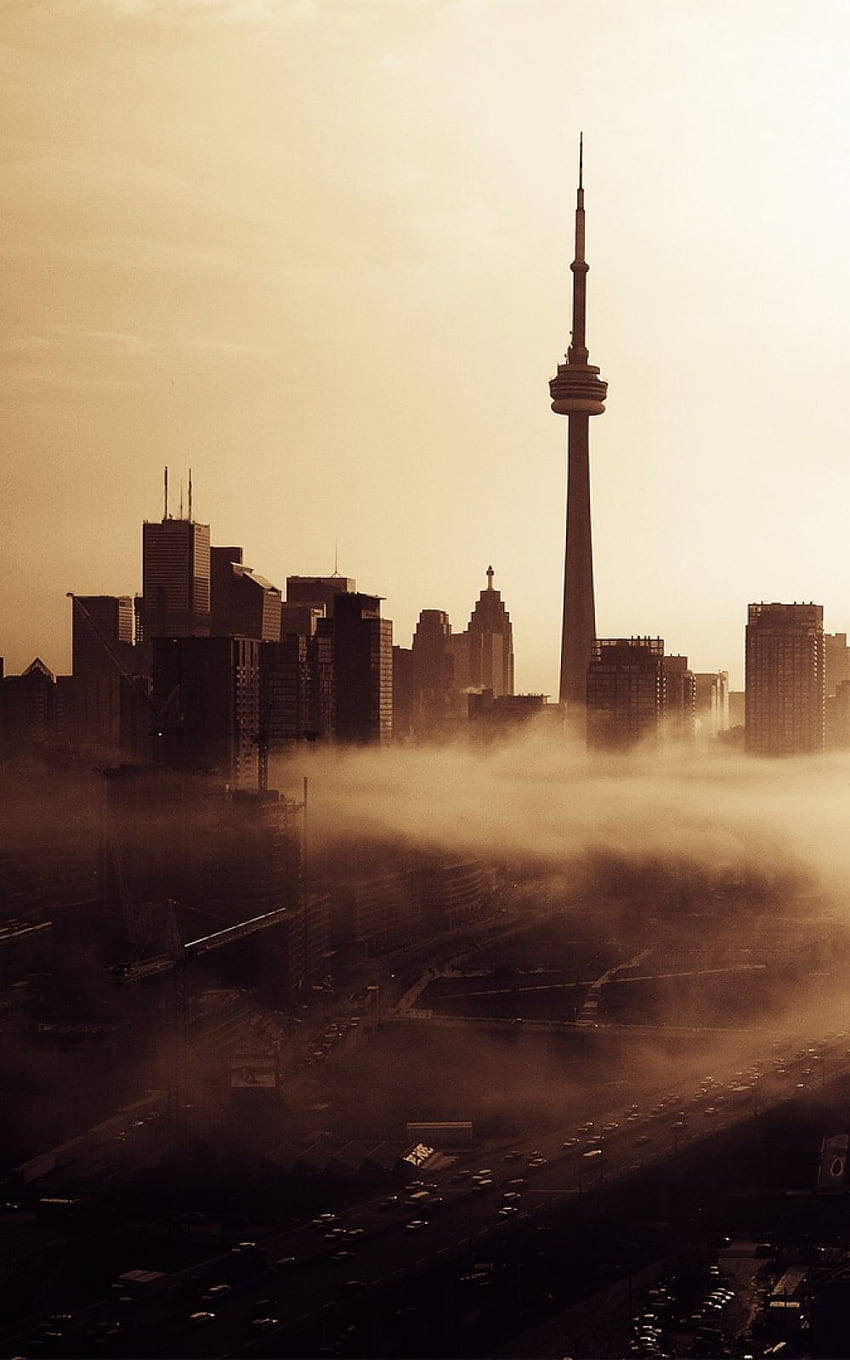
[412,608,455,736]
[286,575,356,613]
[549,139,607,707]
[152,635,261,787]
[69,595,148,753]
[210,547,282,642]
[142,516,211,640]
[745,602,825,755]
[1,657,62,746]
[586,637,665,749]
[332,592,393,744]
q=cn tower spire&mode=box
[549,136,608,709]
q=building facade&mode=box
[745,603,825,755]
[586,637,666,749]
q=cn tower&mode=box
[549,137,607,708]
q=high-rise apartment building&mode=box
[142,518,211,640]
[586,637,666,749]
[745,602,825,755]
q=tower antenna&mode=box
[333,539,339,576]
[179,478,184,520]
[163,466,169,521]
[188,467,193,521]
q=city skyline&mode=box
[6,2,850,692]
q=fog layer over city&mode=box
[286,727,849,903]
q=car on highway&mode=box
[201,1284,231,1302]
[252,1316,281,1331]
[189,1311,216,1326]
[562,1136,580,1148]
[404,1219,429,1232]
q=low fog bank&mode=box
[279,730,850,911]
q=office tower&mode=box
[332,592,393,744]
[210,546,282,641]
[662,654,696,741]
[549,140,607,707]
[745,603,825,755]
[142,517,211,640]
[586,637,665,749]
[152,635,261,787]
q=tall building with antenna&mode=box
[549,138,608,708]
[141,468,211,640]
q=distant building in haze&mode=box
[745,602,825,755]
[586,637,666,749]
[662,654,696,741]
[694,671,730,738]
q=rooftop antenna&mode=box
[179,477,184,520]
[163,466,169,521]
[333,538,339,577]
[188,467,193,521]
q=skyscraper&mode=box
[745,602,825,755]
[142,517,211,640]
[332,592,393,744]
[549,139,607,707]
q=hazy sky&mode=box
[4,0,850,692]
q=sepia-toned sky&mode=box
[4,0,850,693]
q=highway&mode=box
[5,1026,846,1359]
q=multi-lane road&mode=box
[4,1027,846,1359]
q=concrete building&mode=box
[549,140,607,707]
[745,602,825,755]
[586,637,666,749]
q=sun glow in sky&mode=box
[5,0,850,691]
